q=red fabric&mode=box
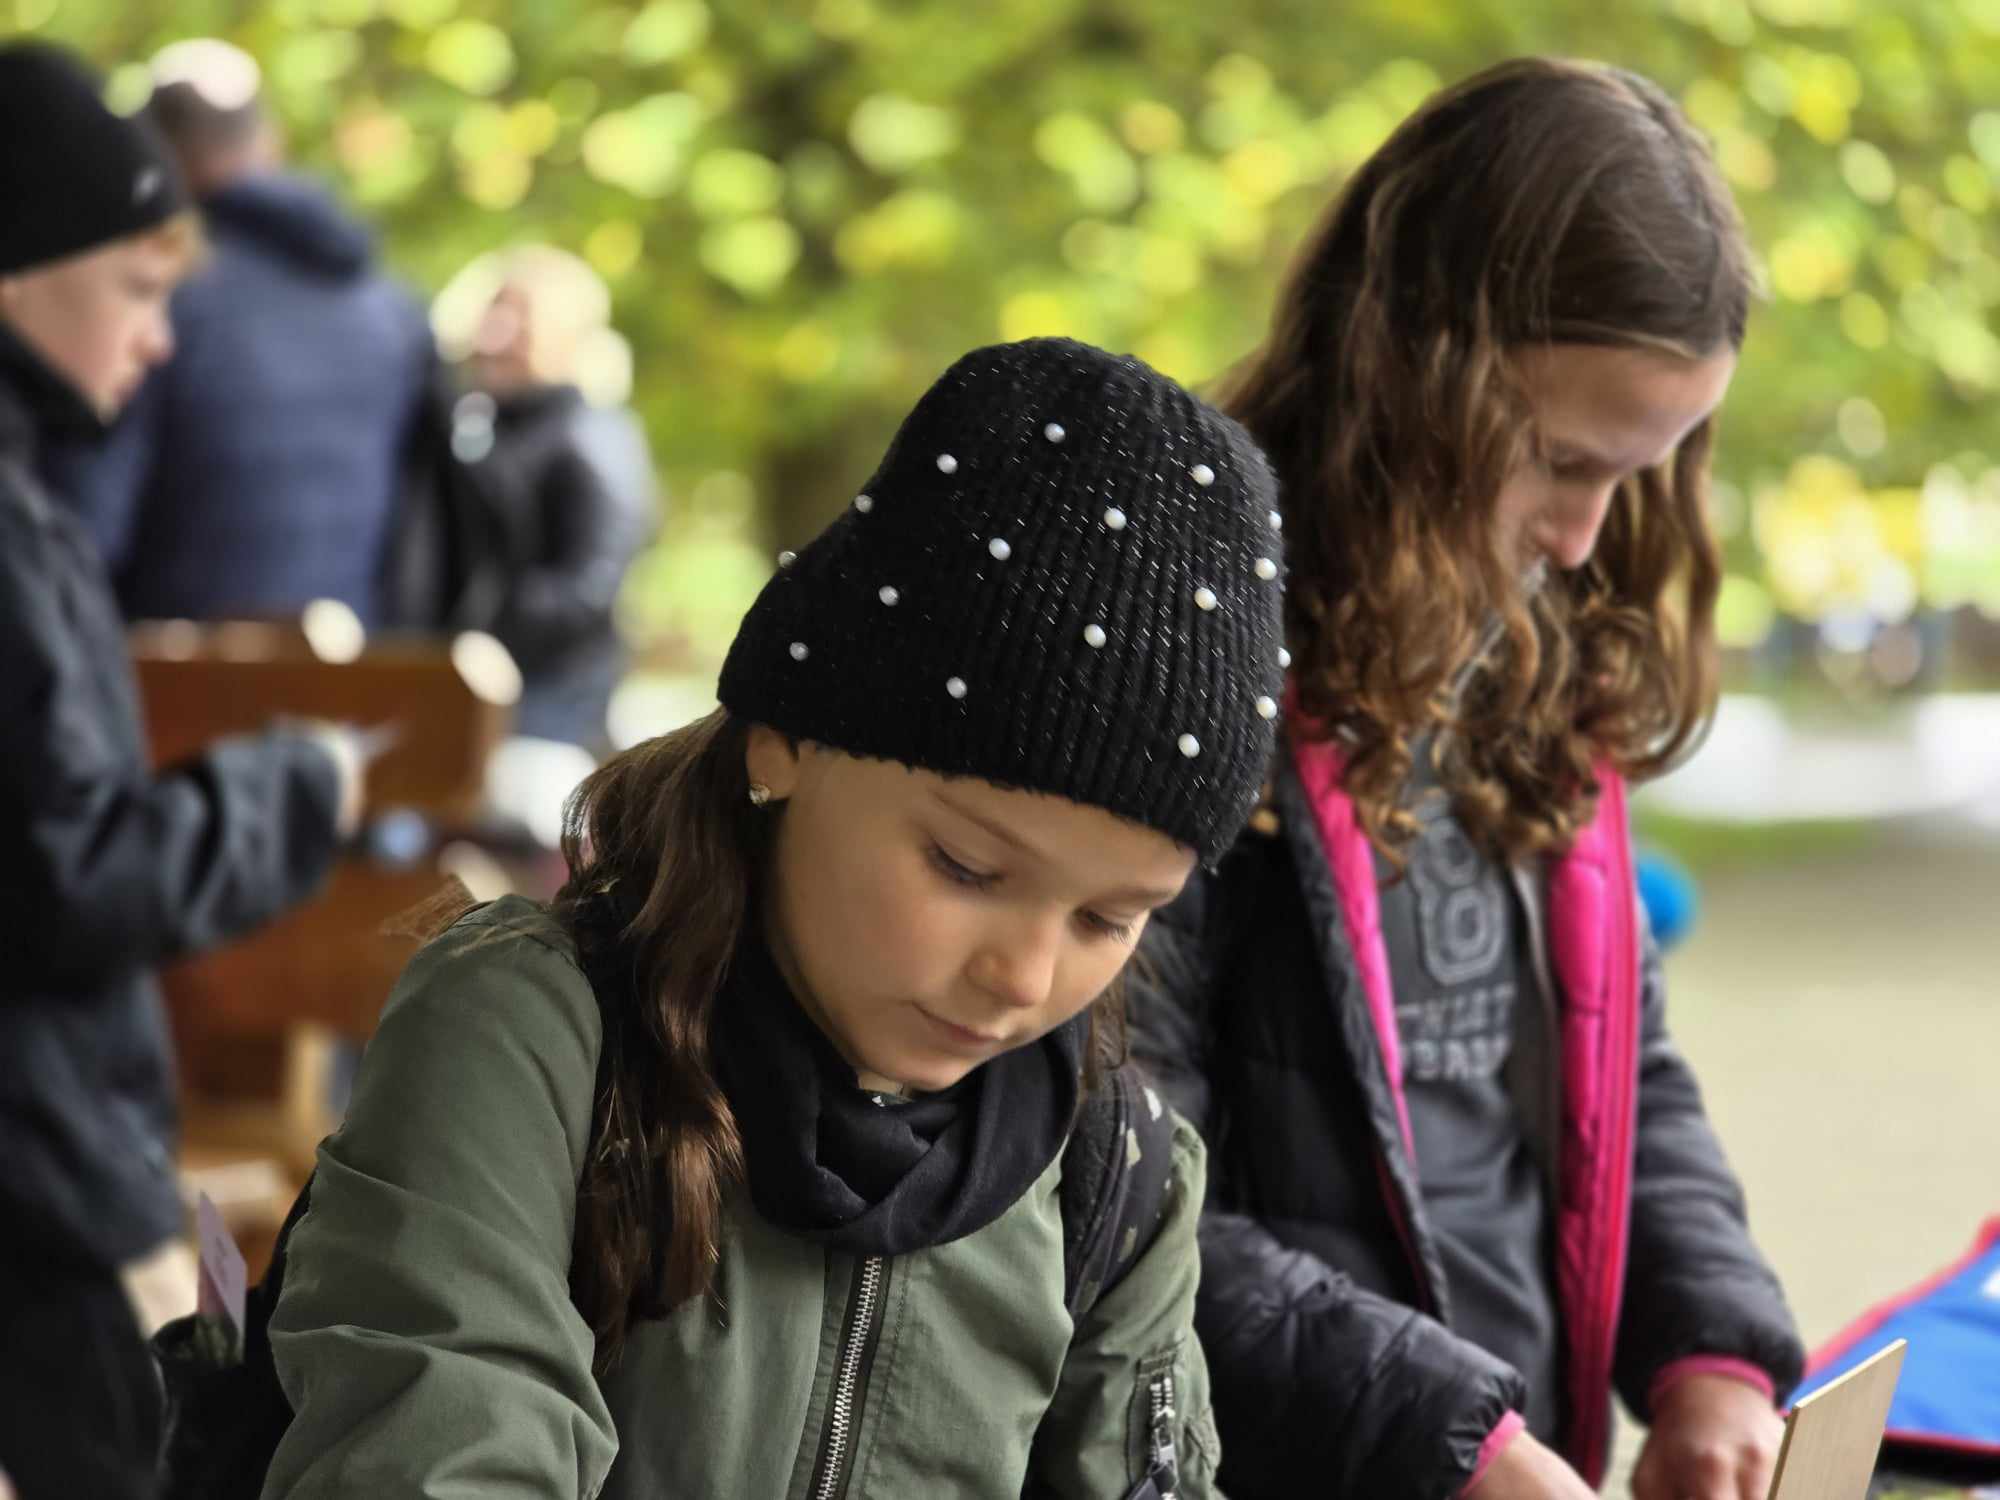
[1648,1354,1779,1413]
[1460,1410,1527,1496]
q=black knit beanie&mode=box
[719,338,1288,866]
[0,41,189,276]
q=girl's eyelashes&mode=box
[928,842,999,890]
[927,840,1139,944]
[1078,910,1137,944]
[1541,445,1627,486]
[1538,448,1597,483]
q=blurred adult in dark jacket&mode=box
[44,39,432,628]
[0,41,365,1500]
[442,245,660,750]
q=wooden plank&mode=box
[135,623,509,1039]
[134,652,510,821]
[131,619,516,1249]
[161,862,453,1042]
[1770,1340,1908,1500]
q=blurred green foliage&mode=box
[20,0,2000,667]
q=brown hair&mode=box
[1219,57,1749,859]
[552,708,1126,1368]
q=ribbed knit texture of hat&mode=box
[0,42,189,275]
[719,338,1287,865]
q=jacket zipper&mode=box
[810,1254,890,1500]
[1371,1147,1437,1317]
[1509,863,1564,1208]
[1147,1368,1180,1498]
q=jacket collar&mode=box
[0,320,103,463]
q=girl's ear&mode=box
[744,722,803,802]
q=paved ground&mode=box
[1603,824,1998,1493]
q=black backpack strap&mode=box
[1061,1063,1179,1320]
[155,1173,314,1500]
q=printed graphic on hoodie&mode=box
[1393,798,1518,1085]
[1376,784,1565,1440]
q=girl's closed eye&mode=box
[928,841,999,890]
[928,841,1137,942]
[1537,445,1600,484]
[1077,909,1137,944]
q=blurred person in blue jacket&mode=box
[43,39,433,628]
[0,42,367,1500]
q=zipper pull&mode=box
[1146,1370,1179,1498]
[1119,1365,1181,1499]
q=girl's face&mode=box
[0,233,185,417]
[746,728,1196,1094]
[1494,342,1737,575]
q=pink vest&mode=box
[1289,734,1643,1485]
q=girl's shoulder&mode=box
[376,893,603,1069]
[432,892,582,966]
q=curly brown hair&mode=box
[1218,57,1750,860]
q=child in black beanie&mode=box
[245,339,1286,1499]
[0,41,365,1500]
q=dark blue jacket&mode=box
[0,327,343,1269]
[45,172,431,627]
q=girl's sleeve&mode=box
[1026,1112,1226,1500]
[0,496,342,991]
[1612,925,1805,1420]
[261,906,620,1499]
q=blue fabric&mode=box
[43,172,431,627]
[1635,847,1699,951]
[1791,1222,2000,1455]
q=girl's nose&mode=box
[1534,483,1616,571]
[968,917,1063,1013]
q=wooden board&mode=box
[1770,1340,1909,1500]
[161,861,449,1043]
[135,654,509,820]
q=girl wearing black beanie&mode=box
[0,41,364,1500]
[230,338,1286,1499]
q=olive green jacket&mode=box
[261,897,1222,1499]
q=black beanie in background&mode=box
[720,338,1288,866]
[0,40,189,276]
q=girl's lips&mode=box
[914,1005,1007,1051]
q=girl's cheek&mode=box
[798,842,933,988]
[868,863,969,990]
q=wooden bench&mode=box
[134,614,516,1273]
